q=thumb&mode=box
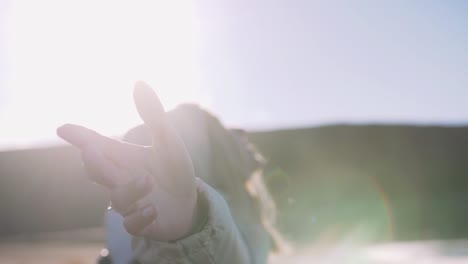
[133,81,170,142]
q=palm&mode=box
[57,81,198,241]
[137,130,197,240]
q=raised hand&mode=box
[57,81,198,241]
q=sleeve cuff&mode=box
[132,178,249,263]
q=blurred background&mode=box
[1,0,468,263]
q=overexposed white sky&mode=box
[1,0,468,150]
[1,0,206,149]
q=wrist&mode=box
[174,187,208,241]
[190,191,208,234]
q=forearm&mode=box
[132,178,251,264]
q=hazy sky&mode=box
[1,0,468,150]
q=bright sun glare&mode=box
[3,0,203,149]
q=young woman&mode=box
[57,82,286,263]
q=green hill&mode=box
[249,125,468,242]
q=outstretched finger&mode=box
[82,146,122,188]
[133,81,174,145]
[57,123,141,165]
[57,123,121,150]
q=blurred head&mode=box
[122,103,288,253]
[168,104,264,196]
[124,103,264,203]
[168,104,288,253]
